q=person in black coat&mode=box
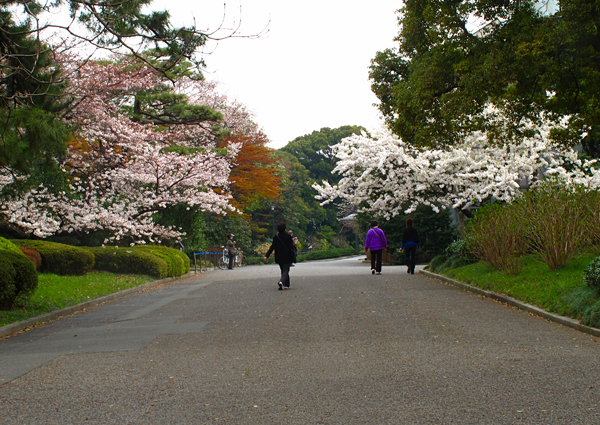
[400,218,420,275]
[264,221,296,290]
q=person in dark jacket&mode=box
[364,220,388,275]
[264,221,296,290]
[400,218,420,274]
[226,233,236,270]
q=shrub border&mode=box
[420,270,600,338]
[0,272,196,338]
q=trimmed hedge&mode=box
[248,248,358,265]
[87,246,170,279]
[297,247,356,262]
[87,245,189,278]
[0,236,26,256]
[0,250,38,310]
[131,245,190,276]
[246,256,268,265]
[11,240,95,275]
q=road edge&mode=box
[0,272,199,338]
[420,269,600,338]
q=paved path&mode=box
[1,257,599,424]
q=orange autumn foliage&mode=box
[221,131,281,213]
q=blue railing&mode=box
[193,251,223,272]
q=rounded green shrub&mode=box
[11,240,95,275]
[0,237,26,257]
[87,247,169,279]
[131,246,190,276]
[445,239,475,262]
[449,257,472,270]
[583,256,600,289]
[0,250,38,310]
[581,300,600,329]
[428,255,448,272]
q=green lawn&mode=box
[0,271,154,327]
[440,251,600,327]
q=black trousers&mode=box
[404,245,417,273]
[228,252,235,269]
[370,249,383,273]
[279,263,291,287]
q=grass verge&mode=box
[440,251,600,327]
[0,271,154,327]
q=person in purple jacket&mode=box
[364,220,388,275]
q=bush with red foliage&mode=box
[19,248,42,270]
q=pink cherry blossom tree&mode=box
[1,55,252,244]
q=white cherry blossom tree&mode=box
[314,105,600,220]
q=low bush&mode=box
[253,242,272,257]
[448,256,471,270]
[561,287,600,327]
[247,248,356,265]
[196,259,216,270]
[388,248,437,266]
[581,300,600,328]
[0,237,25,256]
[445,239,475,262]
[583,256,600,290]
[87,246,170,279]
[11,240,95,275]
[0,250,38,310]
[131,245,190,276]
[466,202,528,275]
[586,190,600,246]
[427,255,448,272]
[20,248,42,269]
[521,183,591,270]
[246,256,270,265]
[297,247,356,262]
[464,183,600,273]
[427,239,478,273]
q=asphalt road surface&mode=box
[1,257,599,424]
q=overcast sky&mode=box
[155,1,402,149]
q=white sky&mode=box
[155,1,402,149]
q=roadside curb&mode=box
[0,272,198,339]
[420,269,600,338]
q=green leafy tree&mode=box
[263,151,312,241]
[277,126,367,247]
[370,0,600,156]
[201,212,252,255]
[281,126,367,183]
[0,8,71,176]
[272,149,338,247]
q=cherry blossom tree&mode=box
[1,0,266,183]
[1,56,249,243]
[314,105,600,220]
